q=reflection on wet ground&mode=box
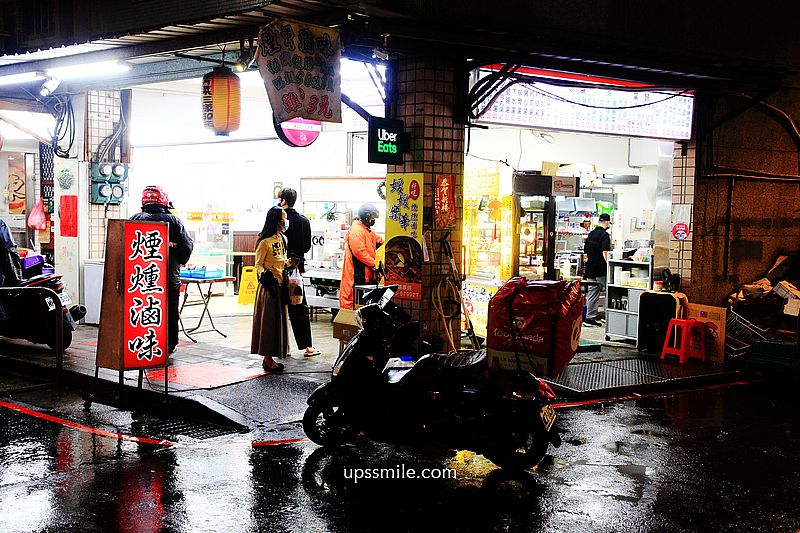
[2,382,800,532]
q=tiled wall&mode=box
[86,90,127,259]
[391,56,465,341]
[670,141,695,288]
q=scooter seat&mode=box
[397,349,488,388]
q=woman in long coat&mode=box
[251,206,290,372]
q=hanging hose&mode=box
[433,277,460,353]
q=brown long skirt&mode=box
[251,284,288,357]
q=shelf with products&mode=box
[604,257,653,341]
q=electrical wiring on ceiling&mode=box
[51,95,75,159]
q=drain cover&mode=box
[137,417,241,441]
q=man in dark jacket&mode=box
[278,187,319,356]
[130,186,193,355]
[583,213,612,326]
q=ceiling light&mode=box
[39,77,61,97]
[45,60,130,80]
[0,72,46,86]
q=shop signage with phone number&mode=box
[384,173,424,300]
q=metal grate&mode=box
[140,418,241,441]
[547,357,738,395]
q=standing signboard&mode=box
[96,220,169,391]
[255,19,342,123]
[384,173,424,300]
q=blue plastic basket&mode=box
[189,268,224,279]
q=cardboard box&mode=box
[785,298,800,317]
[332,309,359,343]
[774,281,800,300]
[686,303,726,364]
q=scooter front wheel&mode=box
[303,399,349,447]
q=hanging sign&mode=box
[256,19,342,123]
[274,117,323,147]
[434,174,456,230]
[123,222,169,368]
[384,173,424,300]
[367,116,408,164]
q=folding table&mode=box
[179,276,236,342]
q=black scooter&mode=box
[0,268,85,350]
[303,286,561,470]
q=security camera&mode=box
[372,47,389,61]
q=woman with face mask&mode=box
[251,206,291,372]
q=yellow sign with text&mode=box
[238,266,258,305]
[384,173,424,300]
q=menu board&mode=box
[475,70,693,140]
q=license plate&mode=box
[58,292,72,306]
[540,404,556,432]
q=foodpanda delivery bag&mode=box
[486,277,583,377]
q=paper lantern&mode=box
[202,66,241,136]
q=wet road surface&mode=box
[1,376,799,532]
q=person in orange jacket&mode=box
[339,203,384,309]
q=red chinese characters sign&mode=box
[434,174,456,230]
[123,222,168,369]
[256,19,342,123]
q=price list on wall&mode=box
[475,72,694,140]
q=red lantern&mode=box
[201,67,241,136]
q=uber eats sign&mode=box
[368,116,408,165]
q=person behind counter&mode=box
[583,213,612,327]
[339,203,384,310]
[251,206,291,373]
[277,187,320,357]
[129,186,194,357]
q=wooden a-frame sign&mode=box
[96,219,170,393]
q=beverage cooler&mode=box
[462,171,580,338]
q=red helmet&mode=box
[142,185,169,207]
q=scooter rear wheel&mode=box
[46,328,72,351]
[303,399,349,447]
[484,425,549,471]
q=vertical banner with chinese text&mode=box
[256,19,342,123]
[384,173,424,300]
[123,222,169,369]
[434,174,456,230]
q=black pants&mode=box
[168,285,180,354]
[287,292,313,350]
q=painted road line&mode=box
[252,437,307,447]
[553,380,758,409]
[0,399,173,446]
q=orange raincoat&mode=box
[339,220,384,309]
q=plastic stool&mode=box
[661,318,706,363]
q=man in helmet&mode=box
[130,186,194,355]
[339,203,384,309]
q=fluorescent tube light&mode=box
[0,72,46,86]
[45,60,131,80]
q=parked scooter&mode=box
[0,239,85,350]
[303,285,561,470]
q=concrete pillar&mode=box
[390,55,465,342]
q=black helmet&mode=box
[358,203,380,227]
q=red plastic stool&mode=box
[661,318,706,363]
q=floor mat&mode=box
[147,361,264,389]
